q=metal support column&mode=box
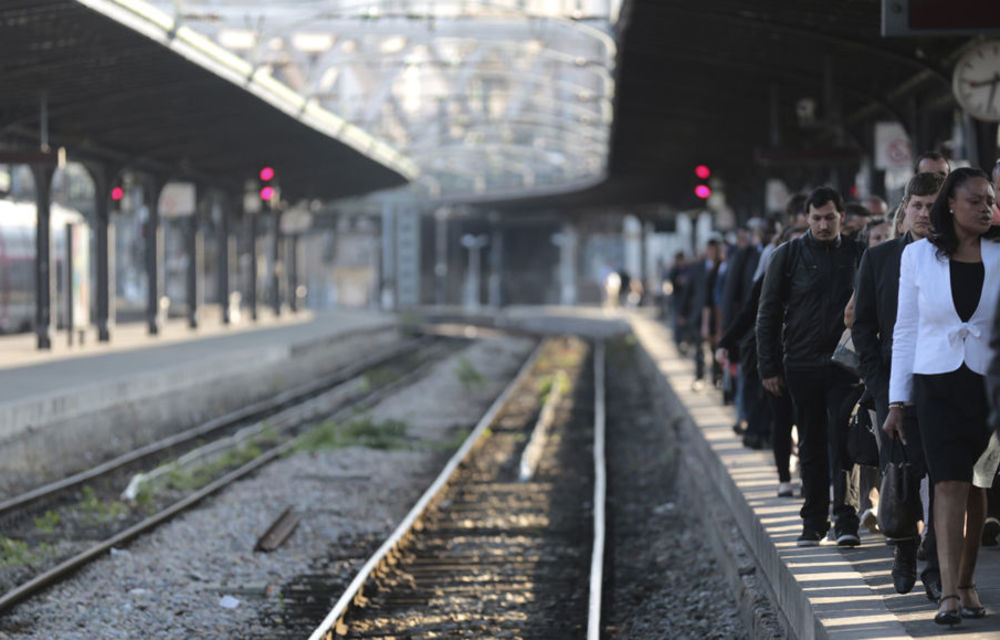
[434,209,448,305]
[217,196,232,325]
[186,203,203,329]
[86,163,116,341]
[488,221,503,308]
[558,222,578,306]
[31,164,55,350]
[380,203,396,310]
[270,208,283,316]
[144,177,165,335]
[248,213,259,322]
[288,234,299,313]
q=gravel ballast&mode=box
[0,335,534,640]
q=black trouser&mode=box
[875,397,938,571]
[743,367,772,441]
[769,390,796,483]
[785,364,859,532]
[693,334,706,380]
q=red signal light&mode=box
[259,166,275,181]
[694,184,712,199]
[111,187,124,201]
[260,186,275,201]
[695,165,711,180]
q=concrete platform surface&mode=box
[0,307,398,482]
[0,308,389,404]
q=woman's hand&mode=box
[882,406,908,445]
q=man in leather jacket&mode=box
[757,186,864,547]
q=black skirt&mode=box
[915,364,991,484]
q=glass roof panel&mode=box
[156,0,619,201]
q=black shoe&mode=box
[742,434,765,450]
[935,595,961,627]
[797,526,828,547]
[921,569,942,603]
[982,517,1000,547]
[835,523,861,547]
[732,422,746,436]
[957,584,986,619]
[891,541,917,594]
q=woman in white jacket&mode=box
[886,167,999,626]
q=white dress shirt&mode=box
[889,238,1000,404]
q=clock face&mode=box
[953,41,1000,122]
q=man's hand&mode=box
[715,347,728,364]
[882,406,908,445]
[762,375,784,396]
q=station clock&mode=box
[952,39,1000,122]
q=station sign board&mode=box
[874,122,913,171]
[883,0,1000,36]
[159,182,196,218]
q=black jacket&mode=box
[719,275,764,374]
[756,231,863,379]
[851,233,912,403]
[720,244,761,330]
[679,259,717,325]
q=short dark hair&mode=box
[805,186,845,213]
[844,203,872,219]
[865,216,887,231]
[904,172,945,202]
[784,193,808,219]
[928,166,992,258]
[857,216,888,245]
[913,150,949,173]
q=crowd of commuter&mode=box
[663,151,1000,627]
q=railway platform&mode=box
[0,308,399,487]
[628,311,1000,640]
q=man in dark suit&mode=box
[721,219,774,447]
[852,171,943,599]
[681,239,722,389]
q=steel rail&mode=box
[306,340,546,640]
[0,334,427,516]
[0,336,455,615]
[587,341,607,640]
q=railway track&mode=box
[305,336,606,639]
[0,334,464,613]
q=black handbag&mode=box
[831,329,862,377]
[877,437,923,540]
[846,401,880,467]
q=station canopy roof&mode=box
[0,0,417,202]
[494,0,978,211]
[146,0,624,203]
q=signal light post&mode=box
[257,166,283,317]
[694,164,712,201]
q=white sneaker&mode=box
[777,482,794,497]
[860,508,880,534]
